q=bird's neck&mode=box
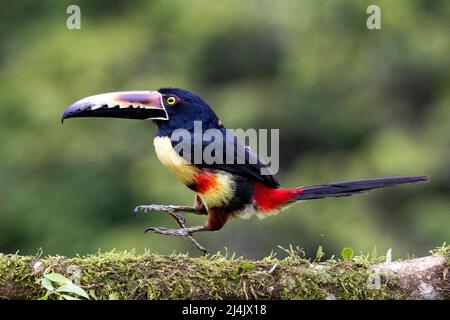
[154,118,223,138]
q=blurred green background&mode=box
[0,0,448,259]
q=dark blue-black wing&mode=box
[172,128,280,188]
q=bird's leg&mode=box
[166,213,208,255]
[133,204,207,216]
[134,201,209,255]
[134,195,208,216]
[145,225,208,255]
[145,225,208,237]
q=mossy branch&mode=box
[0,247,449,300]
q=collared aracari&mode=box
[62,88,429,250]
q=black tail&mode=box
[294,176,430,201]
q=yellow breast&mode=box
[153,136,236,209]
[153,136,198,185]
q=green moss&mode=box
[0,248,447,300]
[430,243,450,300]
[0,253,47,299]
[431,243,450,260]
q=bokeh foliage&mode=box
[0,0,448,259]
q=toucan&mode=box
[62,88,429,252]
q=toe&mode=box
[144,226,162,233]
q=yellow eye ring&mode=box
[166,96,177,105]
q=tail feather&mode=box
[294,176,430,201]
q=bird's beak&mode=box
[61,91,168,123]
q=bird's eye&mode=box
[166,96,177,106]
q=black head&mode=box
[155,88,220,136]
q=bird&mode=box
[62,88,429,253]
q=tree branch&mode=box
[0,248,448,300]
